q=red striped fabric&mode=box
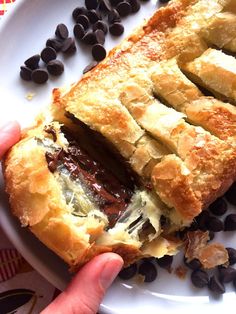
[0,0,16,16]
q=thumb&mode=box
[0,121,21,159]
[42,253,124,314]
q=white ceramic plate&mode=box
[0,1,235,313]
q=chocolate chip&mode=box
[76,15,90,30]
[45,152,58,172]
[138,261,158,282]
[156,255,173,268]
[226,248,236,265]
[92,44,107,61]
[207,216,224,232]
[24,54,40,70]
[116,1,132,17]
[209,198,228,216]
[82,31,96,45]
[41,47,57,64]
[196,210,210,231]
[128,0,141,13]
[74,23,85,40]
[85,0,98,10]
[191,270,209,288]
[20,66,32,81]
[110,0,123,5]
[87,9,101,24]
[47,60,64,76]
[188,220,198,231]
[46,38,63,52]
[55,23,69,40]
[83,61,98,74]
[218,266,236,283]
[93,20,108,34]
[109,22,124,36]
[118,263,137,280]
[94,29,105,44]
[72,7,87,21]
[61,38,77,54]
[108,9,121,24]
[31,69,49,84]
[99,0,113,12]
[208,276,225,294]
[225,182,236,206]
[224,214,236,231]
[184,258,202,270]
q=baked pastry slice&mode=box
[4,0,236,270]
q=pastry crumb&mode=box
[25,92,36,101]
[174,265,188,280]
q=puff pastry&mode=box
[4,0,236,269]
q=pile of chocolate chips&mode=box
[119,182,236,294]
[20,0,170,84]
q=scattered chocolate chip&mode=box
[118,263,137,280]
[116,1,132,17]
[83,61,98,74]
[87,9,101,24]
[85,0,98,10]
[128,0,141,13]
[226,248,236,265]
[93,20,108,34]
[74,23,85,40]
[225,182,236,206]
[94,29,105,44]
[24,54,40,70]
[61,37,77,54]
[184,258,202,270]
[108,9,121,24]
[109,22,124,36]
[196,210,210,231]
[138,261,158,282]
[92,44,107,61]
[76,15,90,30]
[156,255,173,268]
[31,69,49,84]
[208,276,225,294]
[188,220,198,231]
[191,269,209,288]
[224,214,236,231]
[99,0,113,12]
[20,66,32,81]
[45,152,58,172]
[72,7,87,21]
[47,60,64,76]
[46,38,63,52]
[41,47,57,64]
[207,216,224,232]
[209,198,228,216]
[110,0,123,5]
[82,31,97,45]
[55,23,69,40]
[218,266,236,283]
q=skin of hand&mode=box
[42,253,124,314]
[0,121,124,314]
[0,121,21,159]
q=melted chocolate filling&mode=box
[45,129,134,228]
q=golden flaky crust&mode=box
[4,0,236,269]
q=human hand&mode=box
[0,121,21,159]
[42,253,123,314]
